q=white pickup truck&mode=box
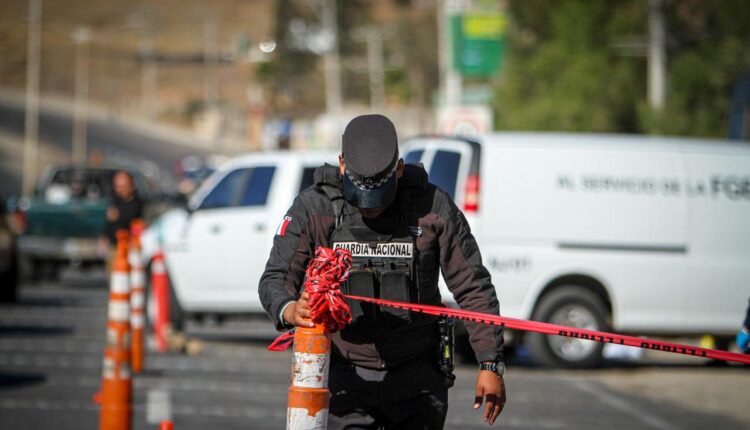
[142,151,339,328]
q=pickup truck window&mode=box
[429,150,461,200]
[43,167,155,202]
[404,150,424,164]
[199,169,246,210]
[239,166,276,207]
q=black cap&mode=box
[341,114,399,209]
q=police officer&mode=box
[259,114,506,428]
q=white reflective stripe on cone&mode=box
[130,271,146,288]
[129,250,141,267]
[131,291,145,309]
[287,407,328,430]
[152,260,165,274]
[109,301,130,322]
[110,272,130,294]
[292,352,330,389]
[131,313,145,328]
[103,357,115,379]
[119,362,131,380]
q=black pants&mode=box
[328,356,453,430]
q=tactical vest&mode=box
[331,208,417,328]
[313,164,443,368]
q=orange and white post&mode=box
[287,324,331,430]
[150,249,170,353]
[99,229,133,430]
[129,219,146,373]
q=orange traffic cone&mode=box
[287,324,331,429]
[159,421,174,430]
[99,229,133,430]
[130,219,146,373]
[151,249,170,353]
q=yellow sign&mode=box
[463,14,507,39]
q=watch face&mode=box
[495,362,505,376]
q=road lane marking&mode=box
[146,389,172,424]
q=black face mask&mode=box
[357,203,400,234]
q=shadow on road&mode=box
[0,324,74,337]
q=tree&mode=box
[493,0,750,138]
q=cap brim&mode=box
[342,172,397,209]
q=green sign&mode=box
[451,12,507,77]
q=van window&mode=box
[298,167,316,193]
[404,150,424,164]
[239,166,276,207]
[428,150,461,200]
[199,169,246,210]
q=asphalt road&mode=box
[0,97,213,197]
[1,279,749,430]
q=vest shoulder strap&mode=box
[312,163,345,227]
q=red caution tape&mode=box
[346,294,750,365]
[268,246,750,365]
[305,246,353,332]
[267,331,295,351]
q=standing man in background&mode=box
[100,171,143,264]
[259,114,506,428]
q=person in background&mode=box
[99,171,143,261]
[736,298,750,354]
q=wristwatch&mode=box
[479,361,505,377]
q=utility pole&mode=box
[648,0,666,110]
[22,0,42,197]
[439,0,464,107]
[140,24,157,118]
[203,17,219,109]
[71,26,91,164]
[321,0,343,117]
[366,28,385,110]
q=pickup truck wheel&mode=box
[527,286,609,368]
[0,252,18,303]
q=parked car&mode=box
[141,151,338,328]
[401,132,750,368]
[18,164,160,279]
[0,199,19,302]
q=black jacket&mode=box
[258,164,503,368]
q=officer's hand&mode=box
[737,328,750,353]
[474,370,506,425]
[283,291,315,328]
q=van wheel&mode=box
[527,286,609,368]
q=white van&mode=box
[401,132,750,367]
[143,151,339,328]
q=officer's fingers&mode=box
[483,393,497,423]
[293,304,314,327]
[294,304,311,317]
[473,386,484,409]
[293,313,315,328]
[488,401,503,425]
